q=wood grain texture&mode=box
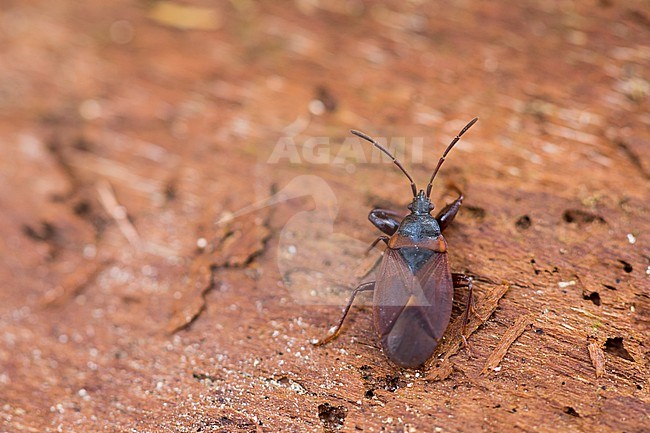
[0,1,648,432]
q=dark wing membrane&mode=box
[372,249,453,368]
[372,248,415,335]
[414,251,453,340]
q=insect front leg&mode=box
[312,282,375,346]
[368,208,407,235]
[435,193,464,232]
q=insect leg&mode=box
[365,236,389,255]
[435,193,464,232]
[312,282,375,346]
[368,208,407,235]
[452,273,475,352]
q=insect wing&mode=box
[372,249,416,332]
[413,249,454,339]
[372,248,453,367]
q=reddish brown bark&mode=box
[1,1,648,432]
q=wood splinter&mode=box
[588,341,606,378]
[480,313,533,375]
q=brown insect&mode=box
[314,118,479,368]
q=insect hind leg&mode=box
[452,273,479,355]
[312,282,375,346]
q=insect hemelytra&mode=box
[314,118,479,369]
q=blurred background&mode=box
[1,1,648,432]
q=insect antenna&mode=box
[425,117,478,197]
[351,130,418,197]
